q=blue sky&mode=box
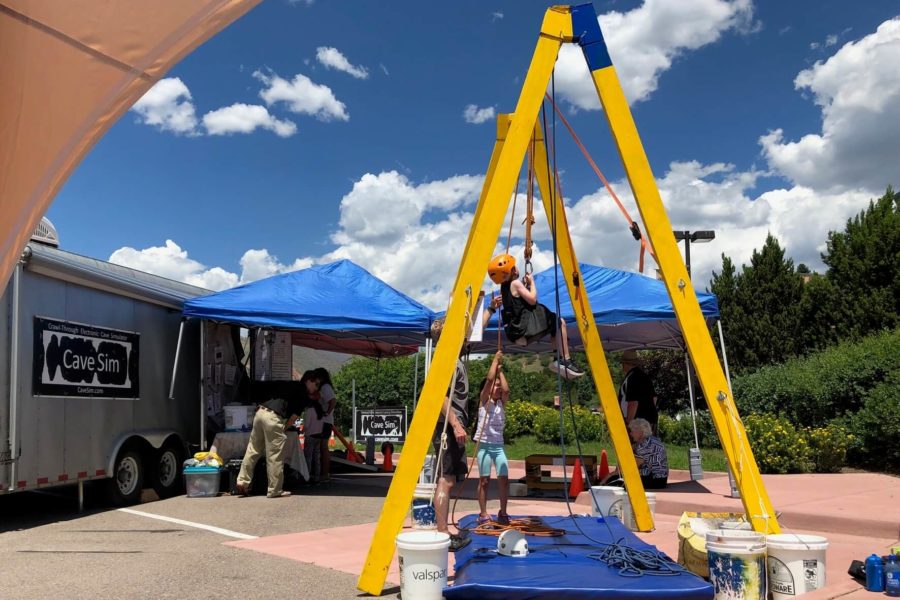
[48,0,900,307]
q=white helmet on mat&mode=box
[497,529,528,557]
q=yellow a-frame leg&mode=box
[525,118,653,530]
[357,7,576,595]
[570,4,779,534]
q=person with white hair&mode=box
[599,417,669,489]
[629,417,668,489]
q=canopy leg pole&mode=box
[169,319,185,400]
[200,320,206,450]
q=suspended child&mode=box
[487,253,584,379]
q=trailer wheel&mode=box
[152,443,185,499]
[109,449,144,505]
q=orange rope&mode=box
[544,92,656,266]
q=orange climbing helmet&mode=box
[488,253,517,284]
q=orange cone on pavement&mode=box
[381,442,394,472]
[598,449,610,481]
[569,458,585,498]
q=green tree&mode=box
[822,187,899,337]
[797,273,851,352]
[711,235,804,372]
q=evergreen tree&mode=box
[710,235,804,372]
[822,187,899,337]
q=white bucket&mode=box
[708,540,767,600]
[411,483,437,529]
[707,529,766,547]
[766,534,828,599]
[396,531,450,600]
[589,486,623,518]
[622,491,657,531]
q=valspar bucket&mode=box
[623,492,657,531]
[589,486,623,518]
[767,534,828,599]
[707,540,767,600]
[396,531,450,600]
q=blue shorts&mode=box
[476,442,509,478]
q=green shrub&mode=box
[658,411,719,448]
[743,413,812,474]
[504,401,552,440]
[533,404,607,444]
[847,376,900,472]
[733,330,900,427]
[806,422,853,473]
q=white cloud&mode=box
[463,104,496,124]
[131,78,199,135]
[379,63,390,76]
[315,46,369,79]
[761,18,900,193]
[202,103,297,137]
[238,249,313,282]
[109,240,237,291]
[555,0,756,109]
[253,69,349,121]
[491,11,504,22]
[108,241,314,291]
[560,161,870,285]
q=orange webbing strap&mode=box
[473,517,565,537]
[524,135,536,268]
[544,93,657,268]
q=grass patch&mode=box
[351,435,729,473]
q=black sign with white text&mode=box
[355,406,407,442]
[33,317,139,398]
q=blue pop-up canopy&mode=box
[471,263,719,352]
[183,259,436,356]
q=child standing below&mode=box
[487,253,584,379]
[475,351,511,525]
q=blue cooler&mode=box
[184,465,221,497]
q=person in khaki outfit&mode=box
[235,373,321,498]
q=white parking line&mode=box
[118,508,258,540]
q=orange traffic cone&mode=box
[569,458,585,498]
[381,442,394,473]
[598,449,610,481]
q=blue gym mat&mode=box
[444,514,713,600]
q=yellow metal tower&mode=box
[358,5,779,595]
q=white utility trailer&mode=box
[1,221,204,506]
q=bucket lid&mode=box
[766,533,828,550]
[707,540,767,554]
[396,530,451,551]
[706,528,765,544]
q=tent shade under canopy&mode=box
[463,263,720,353]
[183,259,437,357]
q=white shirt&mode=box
[474,399,506,445]
[320,383,336,425]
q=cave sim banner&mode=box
[33,317,139,398]
[355,407,407,443]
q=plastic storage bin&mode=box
[184,466,221,497]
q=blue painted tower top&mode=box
[571,4,613,71]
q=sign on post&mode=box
[355,406,407,443]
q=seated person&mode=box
[486,253,584,379]
[599,417,669,489]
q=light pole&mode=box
[673,230,715,481]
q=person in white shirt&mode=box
[313,368,337,482]
[474,351,510,525]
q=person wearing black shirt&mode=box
[235,373,321,498]
[619,350,658,435]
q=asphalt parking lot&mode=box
[0,472,460,600]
